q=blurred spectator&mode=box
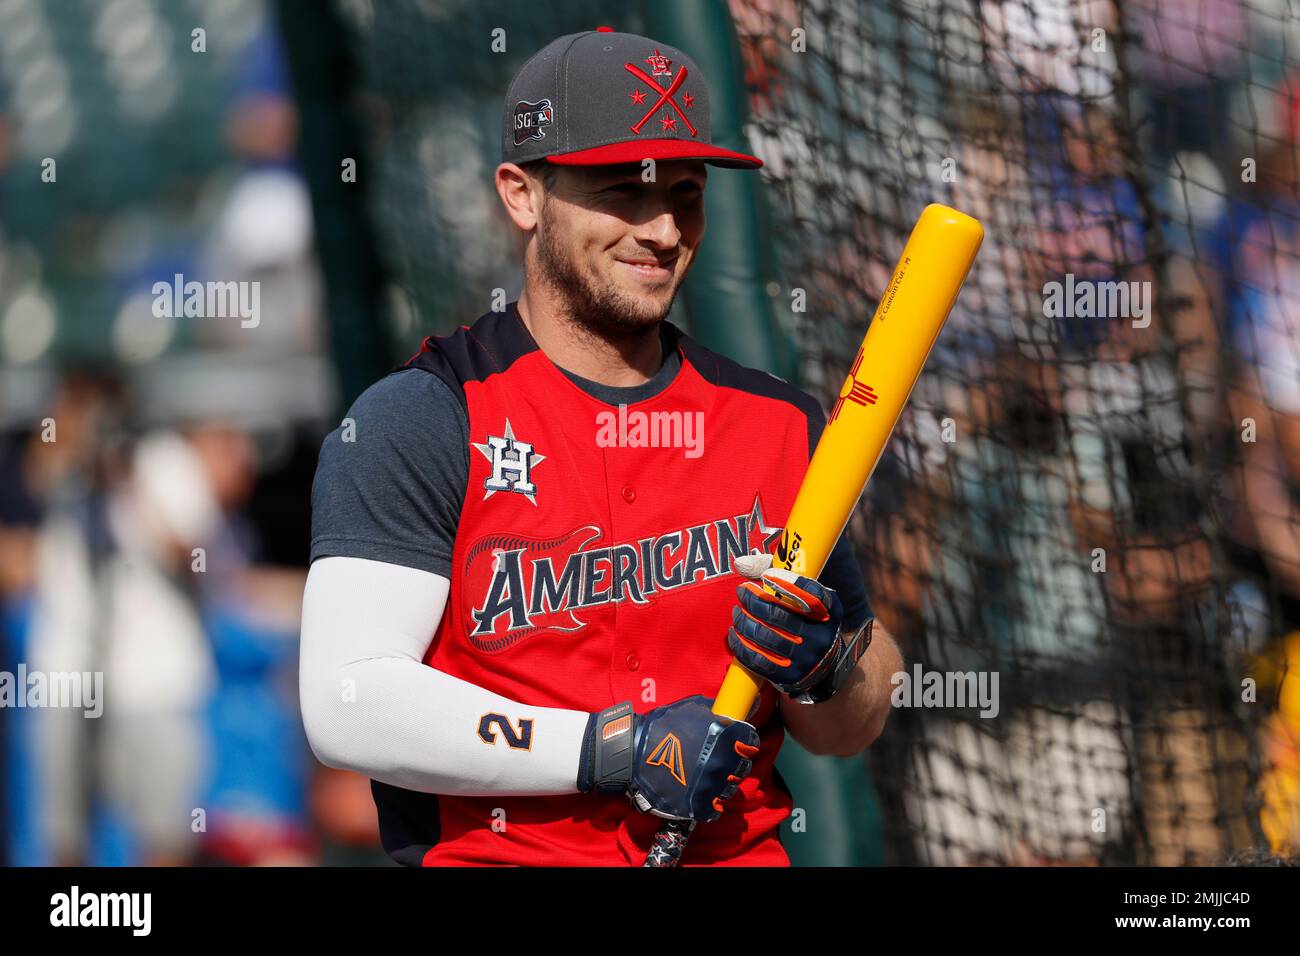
[0,4,345,868]
[22,417,322,866]
[1127,0,1247,179]
[889,354,1131,864]
[1034,102,1238,861]
[28,429,217,865]
[224,21,300,168]
[199,17,320,357]
[980,0,1119,100]
[8,371,125,866]
[1210,74,1300,853]
[1063,320,1244,864]
[1029,104,1152,355]
[1214,74,1300,629]
[0,423,37,868]
[980,0,1121,194]
[728,0,800,116]
[188,424,316,866]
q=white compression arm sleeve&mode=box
[299,555,591,796]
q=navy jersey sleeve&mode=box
[804,408,874,630]
[310,368,468,577]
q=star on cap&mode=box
[645,48,672,76]
[682,93,694,108]
[630,89,647,105]
[660,114,677,132]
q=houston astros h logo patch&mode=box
[473,419,546,505]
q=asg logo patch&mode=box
[513,98,553,146]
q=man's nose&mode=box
[634,208,682,249]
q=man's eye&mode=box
[606,184,638,194]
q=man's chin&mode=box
[614,305,673,334]
[620,298,673,326]
[611,281,677,324]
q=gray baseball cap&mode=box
[502,26,762,169]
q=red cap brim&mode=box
[547,138,762,169]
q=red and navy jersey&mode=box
[376,301,870,866]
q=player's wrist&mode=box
[576,701,636,794]
[791,617,874,704]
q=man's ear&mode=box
[496,162,543,232]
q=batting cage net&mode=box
[321,0,1300,865]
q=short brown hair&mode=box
[519,158,559,190]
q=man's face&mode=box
[531,160,707,340]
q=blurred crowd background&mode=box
[1,0,1298,865]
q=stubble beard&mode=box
[534,199,679,346]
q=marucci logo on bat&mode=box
[776,529,801,567]
[830,348,878,423]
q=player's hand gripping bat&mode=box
[643,203,984,867]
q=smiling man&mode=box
[300,27,902,867]
[525,160,705,348]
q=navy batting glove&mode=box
[727,562,845,699]
[578,697,758,823]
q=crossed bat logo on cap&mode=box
[625,49,697,137]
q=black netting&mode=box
[330,0,1300,865]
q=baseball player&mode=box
[300,27,902,866]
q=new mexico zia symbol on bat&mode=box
[830,348,879,423]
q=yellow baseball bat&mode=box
[714,202,984,716]
[644,203,983,867]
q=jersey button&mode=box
[625,652,640,671]
[621,486,636,503]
